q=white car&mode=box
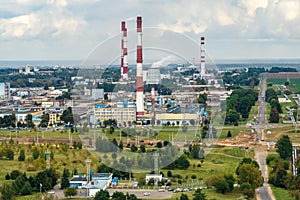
[144,192,150,196]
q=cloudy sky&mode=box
[0,0,300,62]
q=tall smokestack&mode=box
[151,87,155,124]
[136,16,144,119]
[123,22,128,80]
[200,37,205,78]
[121,21,125,79]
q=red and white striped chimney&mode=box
[136,16,144,119]
[123,22,128,80]
[121,21,125,79]
[200,37,205,78]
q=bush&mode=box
[266,154,279,165]
[64,187,77,198]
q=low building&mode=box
[94,103,136,126]
[49,112,61,125]
[85,173,113,197]
[145,174,163,184]
[70,175,88,188]
[155,113,199,125]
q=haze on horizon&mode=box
[0,0,300,61]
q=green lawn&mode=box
[270,184,294,200]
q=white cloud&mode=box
[0,14,42,38]
[0,0,300,60]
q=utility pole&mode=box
[85,158,91,198]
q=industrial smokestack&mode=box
[123,21,128,80]
[151,87,155,124]
[121,21,125,79]
[200,37,205,78]
[136,16,144,119]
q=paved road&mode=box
[256,73,267,140]
[108,189,173,199]
[255,73,275,200]
[256,151,274,200]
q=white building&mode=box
[145,174,163,184]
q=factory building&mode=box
[94,102,136,126]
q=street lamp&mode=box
[40,183,42,194]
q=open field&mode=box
[0,131,253,199]
[267,78,300,92]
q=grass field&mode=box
[0,136,252,200]
[270,184,294,200]
[268,78,300,92]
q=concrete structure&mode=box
[136,16,144,120]
[0,82,10,100]
[94,103,136,125]
[200,37,205,78]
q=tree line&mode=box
[265,88,282,123]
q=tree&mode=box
[130,144,137,152]
[20,181,32,195]
[18,149,25,161]
[140,144,146,153]
[119,140,123,151]
[111,191,126,200]
[236,158,259,175]
[270,107,279,123]
[61,107,74,124]
[269,160,287,188]
[156,142,163,148]
[32,147,40,160]
[64,187,77,198]
[197,94,207,104]
[237,163,263,192]
[180,193,189,200]
[94,189,110,200]
[126,193,138,200]
[240,182,255,198]
[6,148,14,160]
[12,175,26,194]
[112,153,117,160]
[276,135,292,160]
[61,168,70,189]
[227,131,232,138]
[193,188,206,200]
[0,183,15,200]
